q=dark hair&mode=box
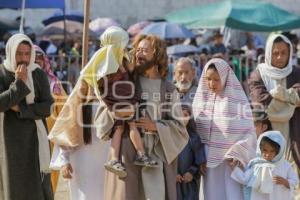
[82,104,92,145]
[260,136,280,155]
[260,119,272,131]
[207,63,217,71]
[20,40,31,47]
[273,36,290,47]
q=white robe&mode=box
[231,160,299,200]
[200,161,244,200]
[50,106,110,200]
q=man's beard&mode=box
[175,81,192,91]
[136,58,156,75]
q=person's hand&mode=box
[15,64,28,82]
[183,172,193,183]
[61,163,73,179]
[273,176,290,189]
[176,174,183,183]
[228,158,244,170]
[270,85,289,103]
[10,105,20,112]
[135,117,157,132]
[200,163,207,175]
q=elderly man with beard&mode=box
[104,34,189,200]
[0,34,54,200]
[173,57,198,106]
[173,57,207,200]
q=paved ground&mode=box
[54,174,69,200]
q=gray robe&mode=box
[0,66,54,200]
[103,76,189,200]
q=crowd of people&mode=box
[0,24,300,200]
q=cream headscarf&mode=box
[1,33,51,173]
[257,34,293,91]
[80,26,129,100]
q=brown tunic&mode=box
[248,66,300,169]
[100,69,139,111]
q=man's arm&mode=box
[18,69,54,119]
[0,75,30,112]
[248,69,273,107]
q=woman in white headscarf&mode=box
[193,58,256,200]
[0,33,54,200]
[249,33,300,171]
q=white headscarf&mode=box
[1,33,50,173]
[257,34,293,91]
[246,131,286,194]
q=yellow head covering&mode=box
[80,26,129,99]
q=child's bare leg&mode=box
[128,122,145,156]
[110,125,124,161]
[105,125,127,178]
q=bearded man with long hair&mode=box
[104,34,189,200]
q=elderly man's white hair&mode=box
[174,57,196,71]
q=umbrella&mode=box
[0,0,65,9]
[89,17,120,36]
[167,44,200,55]
[0,17,19,31]
[166,0,300,32]
[141,22,195,39]
[42,10,84,26]
[127,21,152,37]
[39,21,96,40]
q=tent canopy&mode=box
[166,0,300,32]
[0,0,65,9]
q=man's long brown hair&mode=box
[131,34,168,79]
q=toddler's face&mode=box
[205,68,222,94]
[261,142,277,161]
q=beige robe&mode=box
[103,76,189,200]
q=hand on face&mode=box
[15,63,28,82]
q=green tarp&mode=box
[166,0,300,32]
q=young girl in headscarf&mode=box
[231,130,299,200]
[192,58,257,200]
[176,105,206,200]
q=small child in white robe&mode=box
[231,130,299,200]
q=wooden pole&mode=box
[82,0,90,68]
[19,0,26,33]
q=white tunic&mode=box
[231,160,299,200]
[200,161,244,200]
[50,106,110,200]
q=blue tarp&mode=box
[0,0,65,9]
